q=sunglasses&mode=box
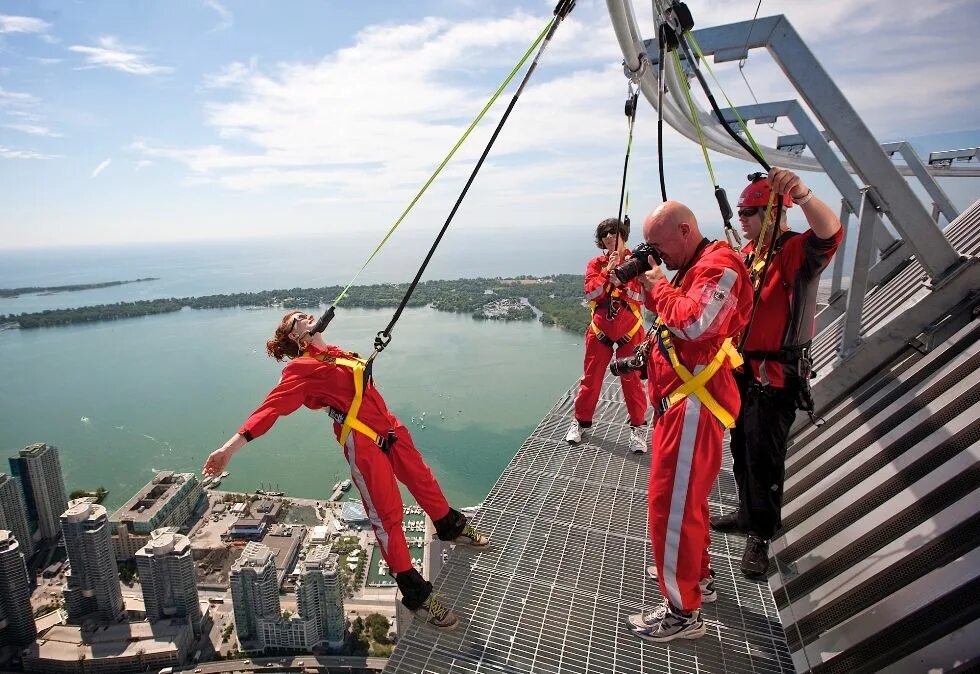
[289,313,313,333]
[738,207,761,218]
[602,230,621,238]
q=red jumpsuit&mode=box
[238,343,451,576]
[645,241,752,612]
[574,252,648,427]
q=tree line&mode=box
[2,275,594,334]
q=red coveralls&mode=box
[238,343,451,576]
[645,241,752,612]
[574,252,648,426]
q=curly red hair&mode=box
[266,311,303,362]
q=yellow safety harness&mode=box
[305,352,395,451]
[589,287,644,348]
[655,322,743,428]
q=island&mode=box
[1,275,598,334]
[0,277,159,298]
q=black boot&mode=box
[433,508,467,542]
[740,535,770,578]
[709,510,745,535]
[395,568,432,611]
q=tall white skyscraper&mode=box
[0,473,34,560]
[230,543,281,642]
[61,502,124,623]
[297,546,345,649]
[0,530,37,651]
[135,530,203,638]
[9,443,68,542]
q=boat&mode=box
[340,479,352,491]
[220,471,229,478]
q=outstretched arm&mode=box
[769,166,841,240]
[203,433,247,477]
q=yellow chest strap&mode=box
[307,354,382,446]
[657,325,743,428]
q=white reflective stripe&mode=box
[662,373,703,610]
[345,433,389,554]
[625,289,643,303]
[584,286,605,301]
[668,267,738,340]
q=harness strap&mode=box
[589,299,643,347]
[656,325,742,428]
[307,354,392,450]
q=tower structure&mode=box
[135,530,202,637]
[0,530,37,650]
[61,502,123,623]
[9,443,68,542]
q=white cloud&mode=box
[69,36,173,75]
[0,86,40,109]
[204,0,233,32]
[136,159,154,170]
[0,145,58,159]
[90,158,112,178]
[0,14,50,34]
[2,123,61,137]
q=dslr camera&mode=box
[610,345,648,379]
[612,242,663,284]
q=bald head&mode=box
[642,201,704,270]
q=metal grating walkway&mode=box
[385,374,794,674]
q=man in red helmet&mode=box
[566,217,649,452]
[711,167,843,577]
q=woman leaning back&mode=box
[203,310,489,630]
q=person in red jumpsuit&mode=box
[566,217,649,452]
[202,310,489,631]
[710,168,843,577]
[626,201,753,642]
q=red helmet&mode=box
[738,173,793,209]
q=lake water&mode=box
[0,237,590,511]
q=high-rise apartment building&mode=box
[0,473,34,560]
[111,471,204,559]
[61,502,123,623]
[230,543,281,642]
[9,443,68,542]
[135,531,202,638]
[0,530,37,650]
[296,546,345,649]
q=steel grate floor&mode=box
[385,373,795,674]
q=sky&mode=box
[1,0,979,250]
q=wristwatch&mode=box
[792,188,814,206]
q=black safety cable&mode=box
[617,83,639,225]
[368,0,577,364]
[656,27,670,202]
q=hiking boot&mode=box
[741,535,770,578]
[565,421,584,444]
[627,599,668,629]
[416,593,458,631]
[646,566,716,604]
[452,520,489,550]
[628,425,648,453]
[709,510,744,535]
[633,604,705,642]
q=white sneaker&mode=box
[646,566,716,603]
[565,421,584,444]
[634,606,706,642]
[629,425,648,453]
[627,599,668,629]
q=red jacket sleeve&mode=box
[238,366,308,442]
[647,264,743,342]
[584,256,611,303]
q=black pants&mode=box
[395,508,467,610]
[730,371,798,540]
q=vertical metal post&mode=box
[831,199,849,296]
[931,202,942,222]
[837,189,880,360]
